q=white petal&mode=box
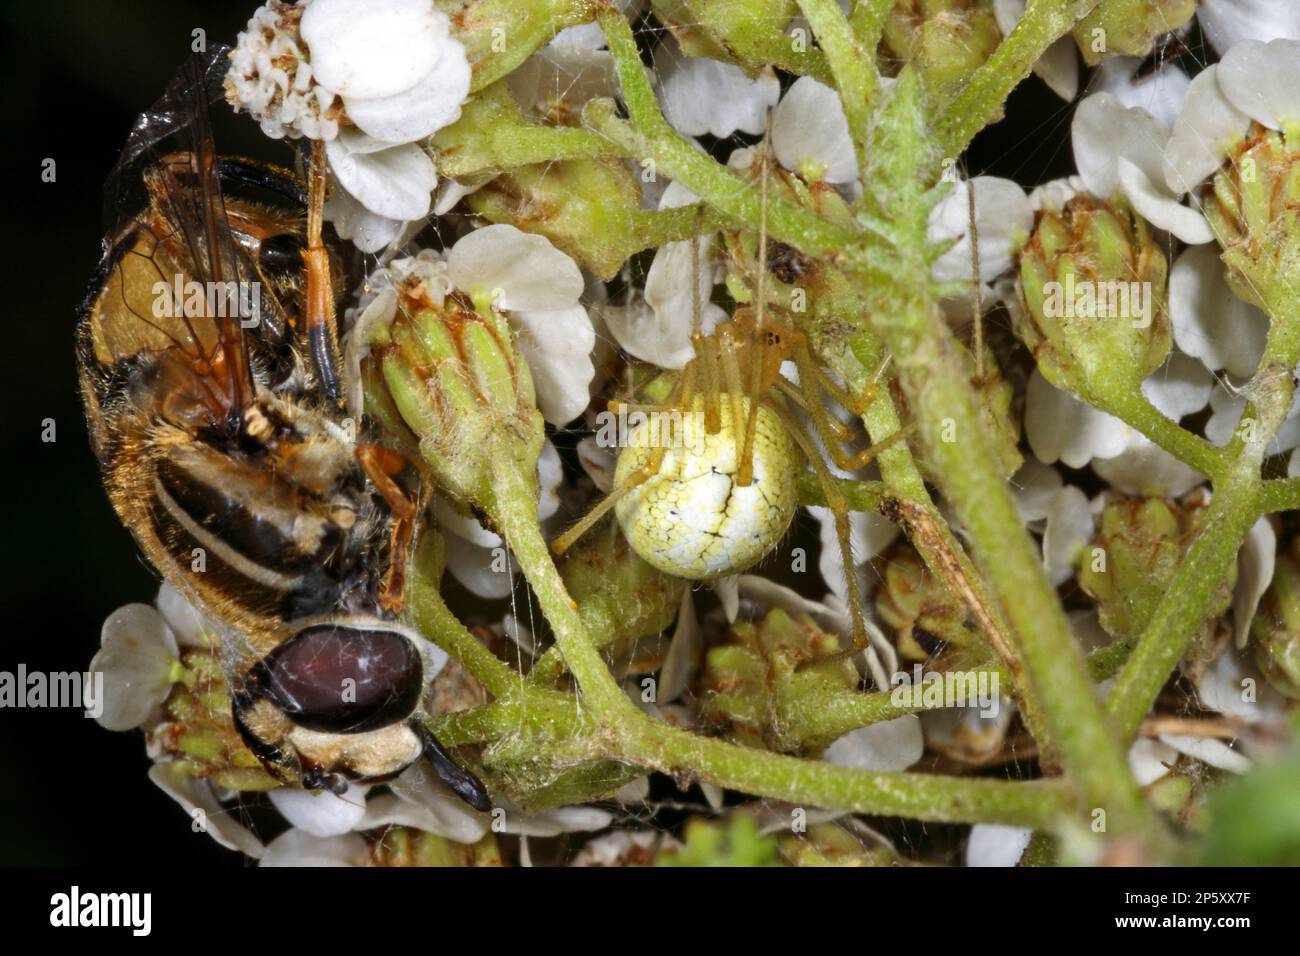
[260,830,366,867]
[326,133,435,220]
[433,495,500,548]
[269,782,369,837]
[1142,352,1216,420]
[538,439,563,522]
[155,583,207,648]
[811,505,899,606]
[344,39,470,142]
[1159,734,1252,773]
[511,305,596,424]
[1198,0,1300,54]
[1010,458,1064,523]
[642,237,725,366]
[1093,435,1206,496]
[1129,737,1178,786]
[602,298,696,370]
[1028,175,1086,212]
[1218,38,1300,130]
[1170,245,1268,378]
[1072,93,1169,200]
[1193,643,1287,721]
[382,761,490,841]
[576,436,615,492]
[500,804,613,836]
[301,0,444,99]
[90,603,179,731]
[445,530,515,599]
[1090,56,1189,130]
[922,704,1014,759]
[448,224,583,311]
[823,715,924,771]
[509,47,619,116]
[772,77,858,184]
[1206,382,1300,453]
[323,183,406,253]
[148,764,265,858]
[1043,485,1093,586]
[1117,156,1213,244]
[659,51,780,138]
[1164,65,1251,194]
[1025,370,1134,467]
[1234,517,1276,648]
[928,177,1034,284]
[966,824,1032,867]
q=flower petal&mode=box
[510,304,596,424]
[966,824,1032,867]
[91,603,179,731]
[1089,56,1189,130]
[269,781,369,837]
[659,49,780,138]
[1072,93,1169,200]
[301,0,444,99]
[1234,517,1276,649]
[1092,436,1206,497]
[260,830,366,867]
[1218,38,1300,131]
[1116,156,1212,244]
[344,39,470,142]
[1142,352,1216,420]
[1169,244,1267,378]
[323,182,406,253]
[1164,65,1251,194]
[148,763,265,858]
[1042,485,1092,586]
[1010,458,1064,523]
[993,0,1078,101]
[326,132,435,220]
[823,716,924,771]
[445,529,515,599]
[1024,370,1134,467]
[772,77,858,184]
[448,224,584,312]
[1159,734,1252,773]
[1129,737,1178,786]
[928,177,1033,284]
[1198,0,1300,54]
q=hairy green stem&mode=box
[797,0,874,167]
[933,0,1102,156]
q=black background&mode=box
[0,1,1078,866]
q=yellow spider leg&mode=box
[551,442,668,557]
[717,324,752,486]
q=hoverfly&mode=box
[77,50,489,810]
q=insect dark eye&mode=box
[251,625,423,734]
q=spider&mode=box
[551,133,905,657]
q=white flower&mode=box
[658,39,780,139]
[771,77,857,185]
[90,601,182,731]
[615,181,726,369]
[966,824,1032,867]
[1197,0,1300,55]
[1072,92,1213,244]
[363,226,597,426]
[993,0,1079,101]
[508,46,619,122]
[148,763,266,859]
[1205,378,1300,454]
[1087,56,1191,130]
[269,781,369,837]
[822,716,925,771]
[1169,244,1268,378]
[1234,517,1276,647]
[1042,485,1093,586]
[1165,39,1300,193]
[324,129,438,230]
[260,830,367,866]
[928,176,1034,287]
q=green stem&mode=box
[1093,386,1226,481]
[1259,476,1300,514]
[437,126,621,178]
[849,0,894,50]
[591,9,863,258]
[933,0,1102,156]
[797,0,874,168]
[485,461,637,718]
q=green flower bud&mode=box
[651,0,798,69]
[368,827,503,867]
[1073,0,1196,66]
[367,296,544,516]
[156,645,279,792]
[882,1,1003,109]
[1205,126,1300,314]
[702,608,858,753]
[1016,195,1171,398]
[1079,497,1233,640]
[876,546,985,665]
[778,823,898,867]
[1251,538,1300,700]
[655,813,780,867]
[466,157,641,280]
